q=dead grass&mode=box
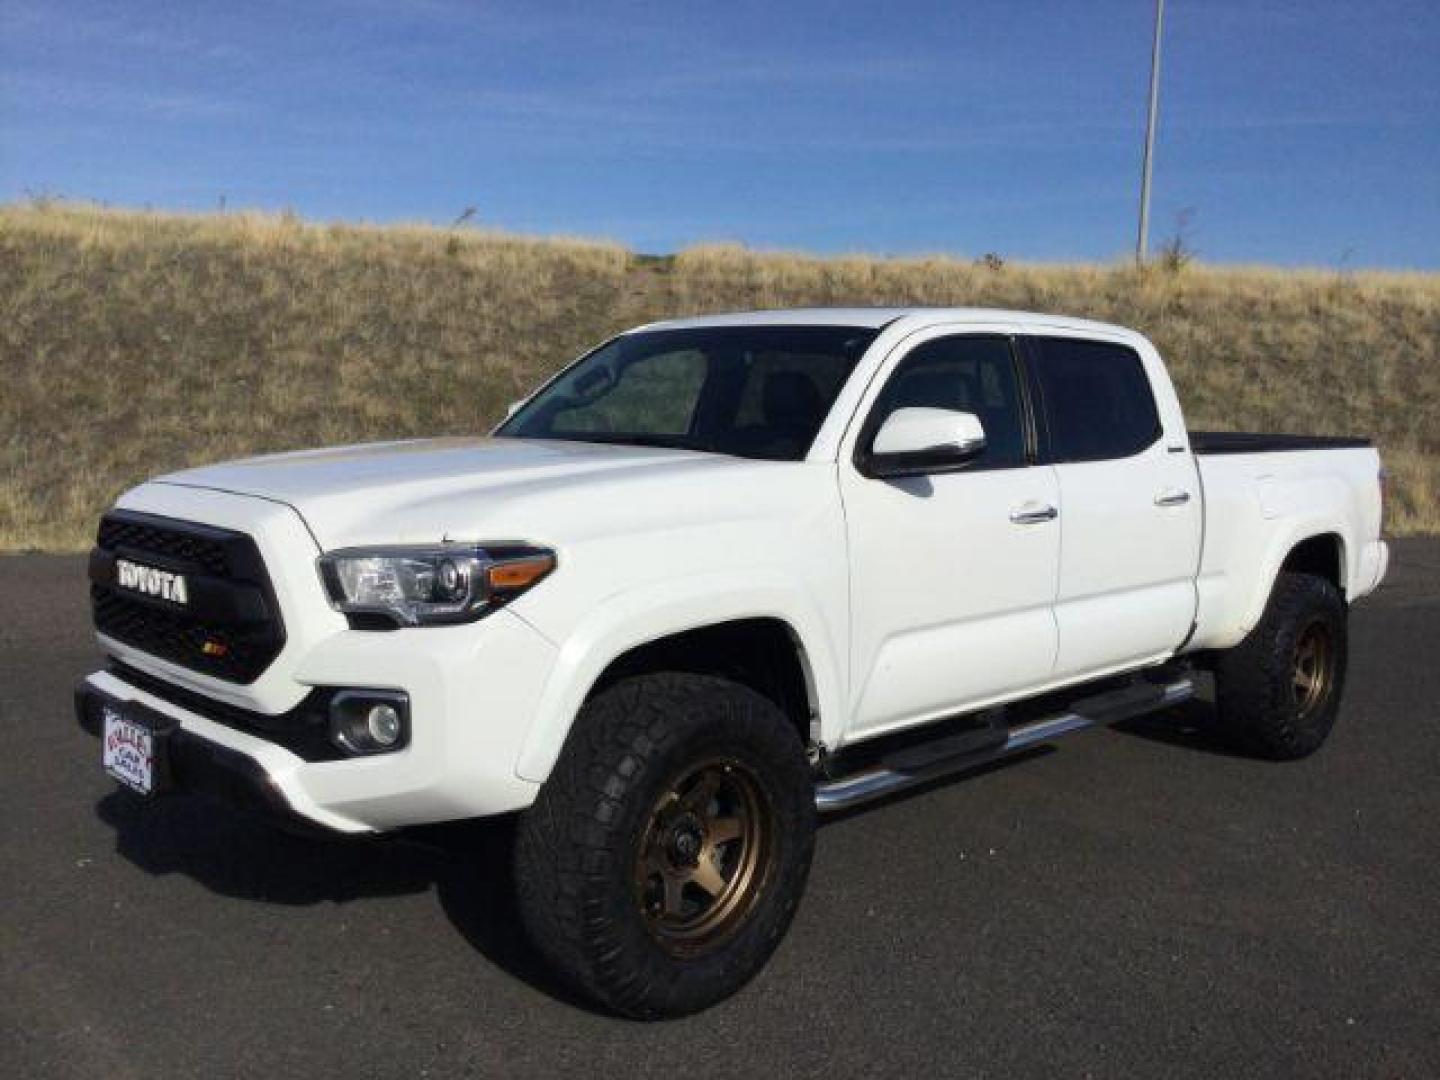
[2,202,1435,550]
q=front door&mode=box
[840,330,1060,742]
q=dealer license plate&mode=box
[102,703,155,795]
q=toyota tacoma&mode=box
[77,308,1390,1017]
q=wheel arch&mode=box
[514,575,841,783]
[1234,525,1352,646]
[1279,532,1346,595]
[587,618,818,749]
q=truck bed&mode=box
[1190,431,1372,455]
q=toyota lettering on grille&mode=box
[115,559,189,605]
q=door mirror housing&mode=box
[864,407,987,478]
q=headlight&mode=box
[318,544,556,627]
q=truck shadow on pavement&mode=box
[91,697,1230,1012]
[1109,698,1254,758]
[93,792,601,1012]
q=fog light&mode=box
[366,703,402,747]
[329,690,409,755]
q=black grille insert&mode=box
[91,510,286,684]
[97,515,233,576]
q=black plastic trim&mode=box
[1189,431,1373,454]
[106,662,345,762]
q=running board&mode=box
[814,677,1195,814]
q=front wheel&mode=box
[1213,571,1348,760]
[513,673,815,1018]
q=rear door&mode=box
[1022,333,1201,679]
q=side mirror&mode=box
[865,407,987,478]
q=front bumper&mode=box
[78,606,558,834]
[76,680,325,834]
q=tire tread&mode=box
[1214,571,1347,760]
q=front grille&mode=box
[91,510,286,684]
[97,516,232,576]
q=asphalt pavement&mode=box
[3,544,1437,1078]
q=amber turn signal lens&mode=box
[485,554,556,592]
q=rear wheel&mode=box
[1213,571,1348,760]
[514,672,815,1018]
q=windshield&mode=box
[497,325,880,460]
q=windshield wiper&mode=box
[538,432,710,453]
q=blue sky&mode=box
[2,0,1437,267]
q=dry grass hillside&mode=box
[2,202,1435,549]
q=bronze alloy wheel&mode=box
[516,673,816,1016]
[633,758,775,957]
[1292,618,1335,719]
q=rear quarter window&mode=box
[1026,337,1161,462]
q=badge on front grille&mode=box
[115,558,189,605]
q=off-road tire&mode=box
[514,673,815,1018]
[1214,571,1348,760]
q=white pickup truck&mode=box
[78,308,1389,1017]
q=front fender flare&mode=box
[513,571,844,783]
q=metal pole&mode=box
[1136,0,1165,265]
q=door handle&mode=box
[1009,503,1058,525]
[1155,489,1192,507]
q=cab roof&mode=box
[633,306,1136,339]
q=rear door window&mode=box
[1025,337,1160,462]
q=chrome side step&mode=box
[814,677,1195,814]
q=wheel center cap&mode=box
[668,814,704,867]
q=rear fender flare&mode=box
[1238,521,1352,641]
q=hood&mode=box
[154,436,782,550]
